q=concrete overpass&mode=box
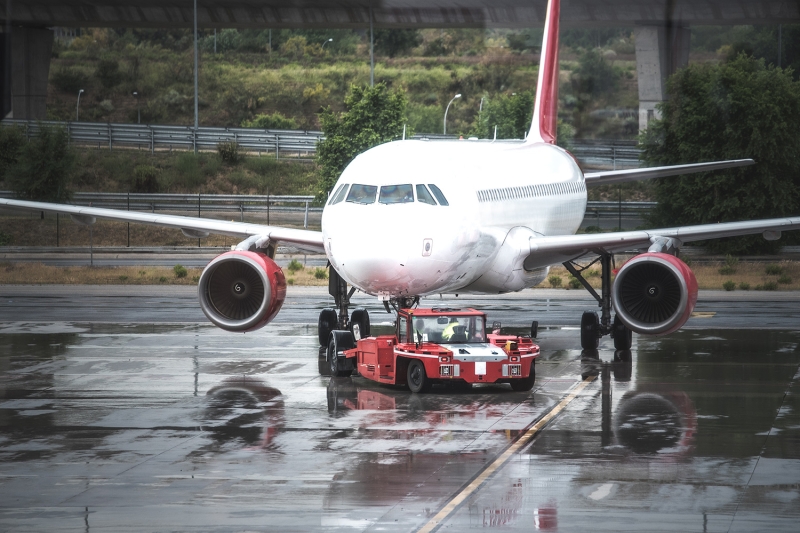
[3,1,800,128]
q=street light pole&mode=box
[443,93,461,135]
[193,0,199,152]
[132,91,140,124]
[321,38,333,50]
[76,89,84,121]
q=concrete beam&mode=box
[2,1,800,29]
[11,26,53,120]
[635,24,690,131]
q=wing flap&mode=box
[0,198,325,254]
[584,159,755,186]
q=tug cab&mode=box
[335,307,539,393]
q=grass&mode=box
[0,260,329,286]
[537,260,800,291]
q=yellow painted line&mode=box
[415,375,597,533]
[691,311,716,318]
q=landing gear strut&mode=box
[564,253,632,350]
[318,265,371,347]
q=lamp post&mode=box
[479,96,485,113]
[321,38,333,50]
[443,93,461,135]
[132,91,140,124]
[76,89,84,121]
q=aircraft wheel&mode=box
[612,315,633,350]
[318,308,338,347]
[531,320,539,339]
[580,311,600,350]
[350,308,370,340]
[407,359,431,393]
[328,336,353,378]
[511,360,536,392]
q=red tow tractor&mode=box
[326,307,539,393]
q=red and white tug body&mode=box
[338,307,539,393]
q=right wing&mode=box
[584,159,755,186]
[0,198,325,254]
[523,215,800,269]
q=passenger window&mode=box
[379,184,414,204]
[416,184,437,205]
[428,184,449,206]
[329,184,349,205]
[346,184,378,204]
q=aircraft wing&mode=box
[584,159,755,186]
[0,198,325,254]
[524,215,800,268]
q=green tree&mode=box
[374,29,422,58]
[472,92,573,148]
[7,125,76,202]
[316,83,408,201]
[0,126,26,182]
[641,55,800,254]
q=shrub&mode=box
[765,264,783,275]
[158,276,168,283]
[51,67,88,93]
[191,276,200,283]
[722,280,736,291]
[314,267,328,279]
[217,141,241,164]
[568,277,582,289]
[548,275,562,288]
[98,99,114,114]
[132,165,159,193]
[287,259,304,273]
[0,230,12,246]
[756,281,778,291]
[6,125,75,202]
[118,275,128,282]
[173,264,188,278]
[587,269,600,278]
[739,282,750,290]
[287,278,295,285]
[778,274,792,284]
[583,225,602,234]
[241,112,298,130]
[718,255,739,275]
[95,59,122,89]
[0,126,25,181]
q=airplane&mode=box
[2,0,799,359]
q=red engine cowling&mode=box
[198,251,286,332]
[612,252,698,336]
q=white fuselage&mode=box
[321,139,586,297]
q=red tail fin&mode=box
[527,0,560,144]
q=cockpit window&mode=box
[428,184,449,206]
[379,184,414,204]
[329,183,349,205]
[416,184,436,205]
[346,184,378,204]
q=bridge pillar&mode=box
[11,27,53,120]
[635,24,690,132]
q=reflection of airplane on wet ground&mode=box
[3,0,798,362]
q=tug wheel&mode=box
[407,360,431,393]
[510,360,536,392]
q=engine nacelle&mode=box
[198,251,286,332]
[612,252,698,336]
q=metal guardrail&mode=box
[0,191,319,228]
[0,119,643,168]
[1,119,323,159]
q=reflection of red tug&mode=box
[329,307,539,393]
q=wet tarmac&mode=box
[0,289,799,532]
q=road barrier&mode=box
[1,119,642,168]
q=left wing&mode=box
[0,198,325,254]
[523,216,800,269]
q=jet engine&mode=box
[198,251,286,332]
[612,252,698,336]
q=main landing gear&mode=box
[563,253,632,351]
